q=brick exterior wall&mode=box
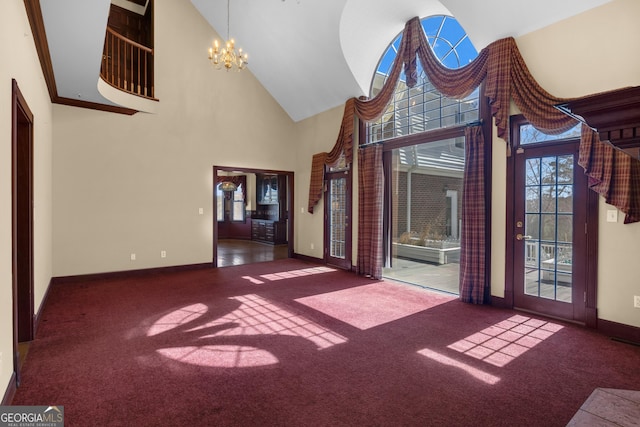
[392,171,463,240]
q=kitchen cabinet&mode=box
[251,219,286,244]
[253,174,288,244]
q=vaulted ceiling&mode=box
[36,0,611,121]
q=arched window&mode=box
[369,15,479,143]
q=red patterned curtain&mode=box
[308,17,640,221]
[459,126,488,303]
[579,125,640,223]
[357,144,384,279]
[307,15,640,282]
[307,100,356,213]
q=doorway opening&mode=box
[213,166,294,267]
[12,79,35,387]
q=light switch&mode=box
[606,209,618,223]
[198,207,204,215]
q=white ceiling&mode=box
[39,0,612,121]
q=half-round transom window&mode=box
[369,15,479,143]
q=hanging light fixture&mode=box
[208,0,248,71]
[219,181,238,192]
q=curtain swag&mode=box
[308,16,640,222]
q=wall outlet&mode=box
[161,250,167,258]
[310,243,314,250]
[130,253,136,261]
[634,295,640,308]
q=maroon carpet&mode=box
[11,259,640,426]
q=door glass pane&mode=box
[523,155,573,303]
[557,155,574,184]
[558,186,573,213]
[525,158,540,185]
[329,178,346,259]
[526,187,540,213]
[540,186,556,213]
[541,157,557,184]
[384,138,464,295]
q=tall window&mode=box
[375,16,478,295]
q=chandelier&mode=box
[219,181,238,192]
[208,0,248,71]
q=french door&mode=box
[512,141,590,322]
[325,170,351,269]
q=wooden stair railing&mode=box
[101,27,155,99]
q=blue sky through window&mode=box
[376,15,478,75]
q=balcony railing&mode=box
[101,27,154,99]
[525,241,572,268]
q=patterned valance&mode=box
[307,16,640,222]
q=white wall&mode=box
[52,0,296,276]
[1,1,54,400]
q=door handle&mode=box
[516,233,532,241]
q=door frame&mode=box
[505,115,598,327]
[212,166,294,267]
[12,79,35,387]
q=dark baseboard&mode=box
[490,294,511,309]
[598,318,640,346]
[292,253,324,264]
[586,307,598,329]
[51,263,214,285]
[33,278,54,337]
[2,372,16,405]
[51,257,327,286]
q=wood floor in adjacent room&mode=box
[217,238,288,267]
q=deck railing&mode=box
[525,241,572,268]
[101,27,154,99]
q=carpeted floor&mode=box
[11,259,640,426]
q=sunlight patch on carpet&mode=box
[417,348,501,385]
[146,295,347,367]
[157,345,279,368]
[295,281,455,330]
[447,314,564,367]
[147,303,208,336]
[262,266,336,281]
[240,266,335,284]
